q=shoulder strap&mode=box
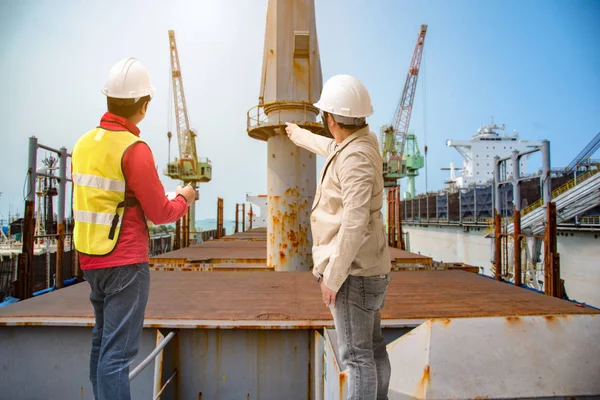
[108,197,141,240]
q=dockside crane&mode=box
[381,25,427,199]
[165,30,212,242]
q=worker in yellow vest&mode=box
[72,57,196,400]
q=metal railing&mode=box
[521,168,600,217]
[129,330,177,400]
[579,215,600,225]
[246,101,321,132]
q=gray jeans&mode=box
[331,273,391,400]
[83,263,150,400]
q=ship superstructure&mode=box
[447,122,543,188]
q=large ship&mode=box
[399,122,600,307]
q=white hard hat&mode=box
[102,57,155,100]
[313,74,373,118]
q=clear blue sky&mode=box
[0,0,598,221]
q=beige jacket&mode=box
[289,125,391,292]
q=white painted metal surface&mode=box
[404,223,600,307]
[446,122,542,188]
[387,315,600,399]
[246,194,268,228]
[313,330,325,400]
[323,329,347,400]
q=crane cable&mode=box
[167,55,173,136]
[422,47,428,194]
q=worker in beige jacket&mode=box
[286,74,391,400]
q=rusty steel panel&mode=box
[1,271,597,329]
[151,264,273,272]
[177,329,310,399]
[389,247,432,265]
[0,326,157,399]
[151,236,267,262]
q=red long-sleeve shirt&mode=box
[79,112,188,270]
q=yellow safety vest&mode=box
[72,127,143,256]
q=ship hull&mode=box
[404,224,600,308]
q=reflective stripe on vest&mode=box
[74,210,117,226]
[72,173,126,192]
[72,127,144,256]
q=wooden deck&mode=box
[0,270,596,329]
[150,227,434,267]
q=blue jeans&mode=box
[331,273,391,400]
[83,263,150,400]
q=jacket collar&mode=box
[334,125,370,150]
[99,112,141,136]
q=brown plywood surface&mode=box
[388,247,432,264]
[152,228,432,266]
[0,270,596,328]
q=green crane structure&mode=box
[381,25,427,200]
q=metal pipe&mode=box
[217,198,224,239]
[27,137,38,202]
[37,143,62,154]
[398,189,405,250]
[34,172,72,183]
[33,233,73,238]
[493,156,501,214]
[388,188,394,246]
[129,331,176,382]
[544,202,560,298]
[458,190,462,223]
[492,155,502,281]
[59,149,67,210]
[56,223,64,289]
[235,204,239,234]
[513,206,521,287]
[153,330,165,399]
[249,204,253,230]
[494,211,502,281]
[242,203,246,232]
[20,201,36,298]
[174,219,181,250]
[474,188,477,221]
[55,148,68,289]
[542,140,551,205]
[512,150,521,212]
[153,370,177,400]
[512,150,522,287]
[19,137,40,299]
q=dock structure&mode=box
[1,227,599,399]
